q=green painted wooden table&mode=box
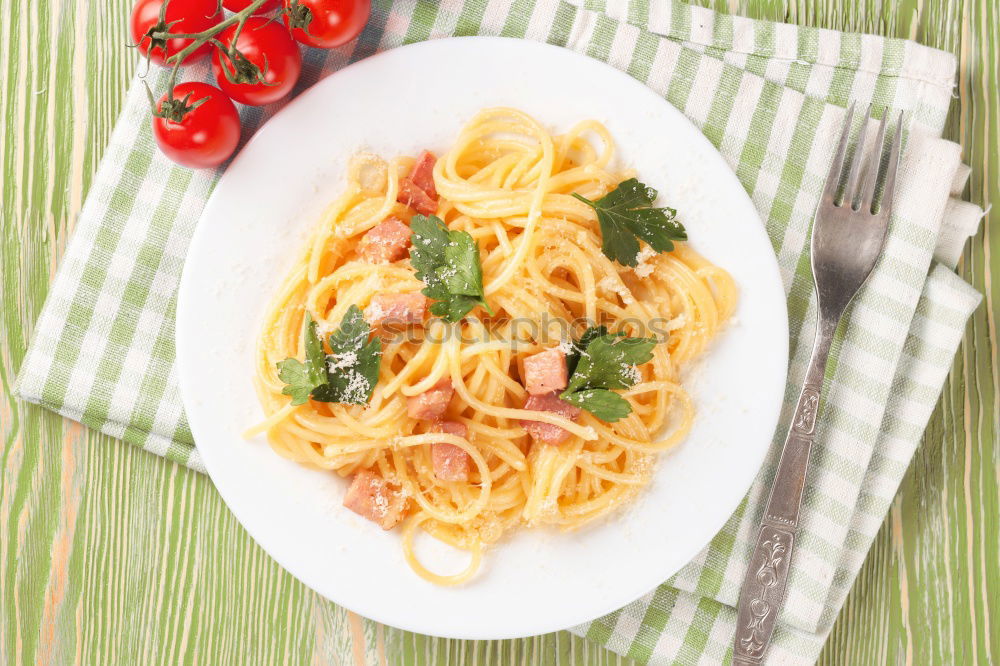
[2,1,997,663]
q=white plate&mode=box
[177,37,788,640]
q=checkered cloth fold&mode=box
[16,1,984,663]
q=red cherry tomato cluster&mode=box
[131,0,371,168]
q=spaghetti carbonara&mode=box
[248,108,736,585]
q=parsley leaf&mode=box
[313,305,382,405]
[559,329,656,422]
[409,214,493,322]
[564,325,623,376]
[277,307,381,406]
[277,313,329,405]
[572,178,687,267]
[561,388,632,422]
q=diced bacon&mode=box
[397,177,437,215]
[522,348,568,395]
[407,379,454,420]
[409,150,438,199]
[519,391,581,446]
[342,469,408,529]
[435,419,467,438]
[357,216,412,263]
[431,421,470,482]
[432,443,470,482]
[364,292,428,327]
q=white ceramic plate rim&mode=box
[177,37,788,640]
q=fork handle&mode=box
[732,316,837,665]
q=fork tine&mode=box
[822,101,855,202]
[877,112,904,216]
[860,112,889,212]
[843,103,873,208]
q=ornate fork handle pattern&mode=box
[732,320,833,665]
[736,529,792,659]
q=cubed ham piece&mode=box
[522,348,568,395]
[431,421,470,482]
[408,150,438,199]
[407,379,454,420]
[519,391,582,446]
[396,177,438,216]
[342,469,408,529]
[357,216,412,263]
[364,292,428,327]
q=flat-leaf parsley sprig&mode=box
[560,326,657,422]
[409,214,494,323]
[277,306,382,406]
[572,178,687,267]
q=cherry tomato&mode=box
[212,17,302,106]
[283,0,370,49]
[152,82,241,168]
[130,0,219,65]
[222,0,282,13]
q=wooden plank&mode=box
[0,0,995,664]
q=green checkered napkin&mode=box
[16,0,984,663]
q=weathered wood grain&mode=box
[0,0,995,664]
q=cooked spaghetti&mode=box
[247,108,736,585]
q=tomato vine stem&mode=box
[151,0,269,65]
[143,0,271,118]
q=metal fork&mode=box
[732,103,903,665]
